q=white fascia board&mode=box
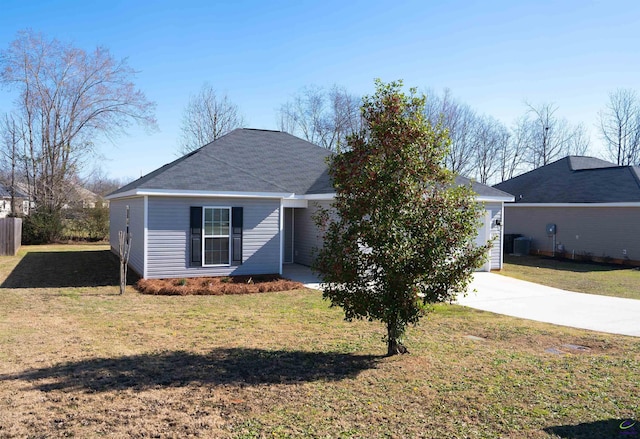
[301,193,336,200]
[106,189,294,200]
[506,202,640,208]
[476,196,515,203]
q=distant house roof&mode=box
[109,128,513,201]
[493,156,640,203]
[0,184,28,199]
[456,176,513,200]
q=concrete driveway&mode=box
[458,272,640,337]
[284,264,640,337]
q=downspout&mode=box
[143,196,148,279]
[278,198,284,275]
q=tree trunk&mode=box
[386,322,409,356]
[387,338,409,356]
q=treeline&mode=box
[182,84,640,185]
[3,28,640,245]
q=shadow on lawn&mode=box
[504,255,629,273]
[544,418,639,438]
[1,250,138,288]
[0,348,381,391]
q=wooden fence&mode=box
[0,217,22,256]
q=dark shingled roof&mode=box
[110,128,512,200]
[456,175,513,199]
[493,156,640,203]
[0,184,28,199]
[110,129,334,196]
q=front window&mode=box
[203,207,230,265]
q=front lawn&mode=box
[0,245,638,438]
[502,254,640,300]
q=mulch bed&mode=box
[135,274,304,296]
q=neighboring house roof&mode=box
[0,184,28,199]
[64,184,103,206]
[493,156,640,203]
[456,175,513,200]
[108,128,512,201]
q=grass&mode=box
[0,244,638,438]
[502,254,640,300]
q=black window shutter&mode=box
[190,206,202,267]
[232,207,243,264]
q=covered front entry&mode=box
[283,207,294,264]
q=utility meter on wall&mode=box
[546,223,556,236]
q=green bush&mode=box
[22,208,64,244]
[61,205,110,241]
[83,205,109,241]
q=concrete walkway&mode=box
[282,264,322,290]
[283,264,640,337]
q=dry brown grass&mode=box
[0,244,638,438]
[136,275,303,296]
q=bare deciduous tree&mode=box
[277,85,362,152]
[473,116,509,184]
[0,113,22,215]
[521,102,589,168]
[178,84,245,154]
[598,88,640,165]
[423,89,477,176]
[499,115,529,182]
[0,30,156,215]
[567,123,591,157]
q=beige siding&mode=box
[109,197,145,277]
[504,205,640,260]
[146,196,281,279]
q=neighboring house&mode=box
[106,128,513,279]
[0,184,30,218]
[62,185,108,210]
[494,156,640,263]
[13,181,106,214]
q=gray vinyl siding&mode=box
[484,202,504,270]
[294,200,333,266]
[109,197,145,277]
[504,205,640,261]
[145,196,281,279]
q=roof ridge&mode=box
[629,166,640,189]
[240,128,283,133]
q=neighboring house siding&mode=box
[109,197,145,277]
[504,205,640,261]
[294,200,333,267]
[484,202,503,270]
[145,196,281,279]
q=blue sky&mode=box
[1,0,639,181]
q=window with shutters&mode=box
[203,207,231,266]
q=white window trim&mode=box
[202,206,232,267]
